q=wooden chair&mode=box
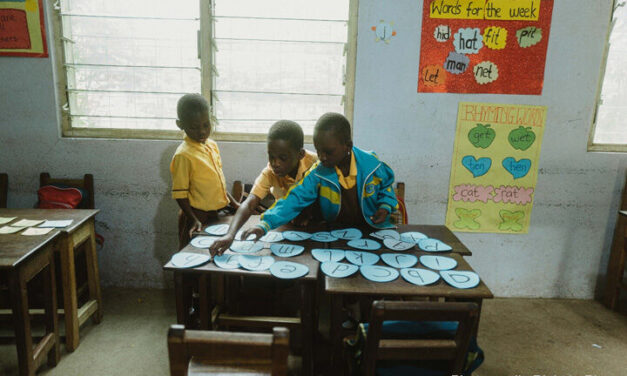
[604,175,627,311]
[0,173,7,208]
[40,172,95,209]
[38,172,102,351]
[167,325,289,376]
[353,300,478,376]
[391,182,408,225]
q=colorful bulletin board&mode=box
[418,0,553,94]
[0,0,48,57]
[445,102,546,234]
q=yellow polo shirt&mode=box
[170,136,229,211]
[251,150,318,199]
[335,151,357,189]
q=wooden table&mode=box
[0,229,61,375]
[324,247,493,369]
[0,209,103,352]
[165,216,321,376]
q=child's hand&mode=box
[370,208,389,224]
[241,227,264,242]
[209,234,235,256]
[189,220,203,238]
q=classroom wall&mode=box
[0,0,625,298]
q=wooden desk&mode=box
[0,209,103,352]
[604,210,627,311]
[165,218,320,376]
[0,230,61,376]
[325,251,492,371]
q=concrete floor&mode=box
[1,288,626,375]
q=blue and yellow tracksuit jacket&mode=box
[257,146,398,233]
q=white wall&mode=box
[0,0,624,298]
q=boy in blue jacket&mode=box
[242,112,398,240]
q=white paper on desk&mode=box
[39,220,73,228]
[0,217,16,225]
[0,225,23,234]
[11,219,45,227]
[21,227,54,236]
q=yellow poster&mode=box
[445,102,546,233]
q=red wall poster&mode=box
[418,0,553,95]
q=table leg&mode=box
[59,236,79,352]
[198,274,210,329]
[174,272,187,325]
[43,250,60,367]
[85,219,103,323]
[300,281,315,376]
[329,294,344,374]
[9,269,34,376]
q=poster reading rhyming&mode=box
[418,0,553,94]
[445,102,546,233]
[0,0,48,57]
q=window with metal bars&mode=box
[589,1,627,152]
[52,0,356,141]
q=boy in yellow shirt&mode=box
[170,94,239,250]
[210,120,317,255]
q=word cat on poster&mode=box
[418,0,553,94]
[445,102,546,233]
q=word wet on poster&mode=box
[445,102,546,233]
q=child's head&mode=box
[176,94,211,143]
[313,112,353,168]
[267,120,306,178]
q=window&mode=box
[589,1,627,152]
[52,0,357,141]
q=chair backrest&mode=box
[40,172,95,209]
[391,182,408,225]
[0,173,7,208]
[362,300,478,376]
[167,325,289,376]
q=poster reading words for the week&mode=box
[445,102,546,234]
[418,0,553,94]
[0,0,48,57]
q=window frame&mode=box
[51,0,358,142]
[588,0,627,153]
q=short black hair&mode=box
[177,94,209,123]
[268,120,304,150]
[314,112,352,143]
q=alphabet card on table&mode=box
[400,268,441,286]
[270,243,305,258]
[213,254,241,269]
[190,236,218,249]
[445,102,546,233]
[381,253,419,269]
[440,270,481,289]
[239,255,275,271]
[347,239,381,251]
[270,261,309,279]
[283,231,312,241]
[321,262,359,278]
[312,249,345,263]
[205,224,229,236]
[170,252,211,268]
[310,232,338,242]
[418,0,554,94]
[360,265,399,283]
[330,228,363,240]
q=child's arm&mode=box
[210,193,262,256]
[176,198,203,237]
[372,162,399,223]
[244,169,320,236]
